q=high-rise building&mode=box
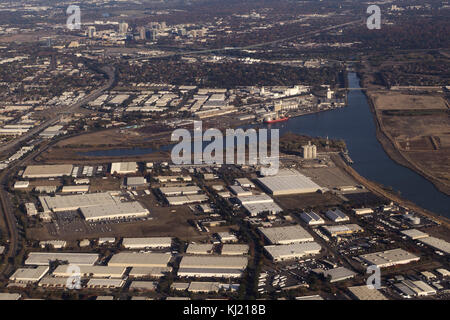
[150,29,158,41]
[139,27,147,40]
[119,22,128,36]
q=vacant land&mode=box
[367,90,450,195]
[275,192,343,211]
[372,92,448,111]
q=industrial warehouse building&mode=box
[23,164,73,178]
[325,209,350,222]
[419,236,450,254]
[80,202,149,222]
[264,242,321,262]
[186,243,214,255]
[359,248,420,268]
[108,252,171,268]
[300,211,325,225]
[25,252,99,266]
[122,237,172,249]
[61,185,90,193]
[166,194,209,206]
[237,194,283,216]
[86,278,125,289]
[10,266,49,283]
[52,265,126,278]
[110,162,138,174]
[257,169,321,195]
[258,225,314,245]
[347,285,388,300]
[321,224,364,237]
[159,186,201,196]
[221,244,249,255]
[401,229,429,240]
[39,192,120,213]
[178,256,248,278]
[129,266,172,278]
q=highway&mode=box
[0,66,115,156]
[0,65,115,276]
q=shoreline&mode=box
[358,76,450,197]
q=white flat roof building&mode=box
[110,162,137,174]
[348,285,388,300]
[221,244,249,256]
[257,169,321,195]
[264,242,321,262]
[401,229,429,240]
[14,181,29,189]
[86,278,124,289]
[419,236,450,254]
[159,185,201,196]
[61,185,90,193]
[129,281,158,291]
[108,252,171,268]
[322,224,364,237]
[237,194,274,205]
[178,255,248,278]
[9,266,49,283]
[352,208,374,215]
[39,192,119,213]
[0,293,21,300]
[25,252,99,266]
[23,164,73,178]
[80,202,149,222]
[129,266,172,278]
[229,185,252,196]
[258,225,314,245]
[300,211,325,225]
[359,248,420,268]
[186,243,214,255]
[122,237,172,249]
[243,202,283,217]
[52,265,126,278]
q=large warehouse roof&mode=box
[108,252,171,267]
[39,192,119,212]
[80,202,149,221]
[257,169,321,195]
[419,236,450,254]
[359,248,420,268]
[348,285,389,300]
[10,266,49,282]
[110,162,137,174]
[122,237,172,249]
[258,225,314,245]
[52,265,126,278]
[23,164,73,178]
[264,242,321,262]
[179,255,248,270]
[25,252,99,266]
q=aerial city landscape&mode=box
[0,0,449,305]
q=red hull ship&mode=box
[264,116,289,124]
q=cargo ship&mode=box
[263,115,290,124]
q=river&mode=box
[261,73,449,217]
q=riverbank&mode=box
[332,153,450,228]
[359,75,450,197]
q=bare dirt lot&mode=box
[368,90,450,194]
[371,92,448,110]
